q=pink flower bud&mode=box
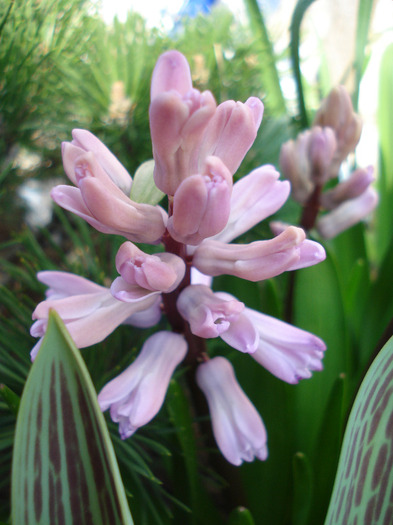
[308,126,337,183]
[279,132,314,204]
[167,156,232,245]
[313,86,363,175]
[320,166,374,210]
[149,50,263,195]
[198,97,264,176]
[177,284,258,352]
[110,241,186,301]
[54,132,167,244]
[192,226,307,281]
[98,331,187,438]
[317,186,378,239]
[30,271,160,360]
[150,51,216,195]
[196,356,268,466]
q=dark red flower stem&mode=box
[285,184,322,323]
[161,229,208,364]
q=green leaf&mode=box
[353,0,374,109]
[289,0,317,128]
[292,452,313,525]
[376,43,393,263]
[11,310,133,525]
[129,160,165,205]
[0,384,20,416]
[325,335,393,524]
[227,506,255,525]
[242,0,286,116]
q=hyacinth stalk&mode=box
[31,50,328,467]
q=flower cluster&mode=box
[279,86,378,238]
[31,50,327,466]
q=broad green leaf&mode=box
[292,255,348,454]
[11,310,133,525]
[129,159,165,205]
[325,335,393,524]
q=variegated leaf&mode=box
[11,310,133,525]
[325,336,393,524]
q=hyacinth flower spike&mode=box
[30,271,161,360]
[98,331,187,439]
[52,129,167,244]
[30,49,329,467]
[196,357,268,466]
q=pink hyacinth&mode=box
[52,129,167,244]
[30,271,161,360]
[196,356,268,466]
[30,49,329,466]
[98,331,187,438]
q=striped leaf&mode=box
[325,336,393,524]
[11,310,133,525]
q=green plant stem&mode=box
[243,0,287,116]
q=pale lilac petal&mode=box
[98,331,187,437]
[219,313,259,354]
[51,185,127,237]
[212,165,290,243]
[317,186,378,239]
[199,97,264,175]
[150,50,193,99]
[243,307,326,383]
[115,242,185,293]
[71,129,132,193]
[32,291,108,320]
[110,277,161,302]
[30,272,161,360]
[150,89,216,195]
[65,294,158,348]
[190,267,213,288]
[167,156,232,245]
[321,166,374,210]
[284,239,326,270]
[78,177,166,244]
[123,296,162,328]
[196,357,268,466]
[30,338,43,361]
[36,271,106,297]
[193,227,306,281]
[30,319,46,338]
[177,285,244,339]
[62,142,87,185]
